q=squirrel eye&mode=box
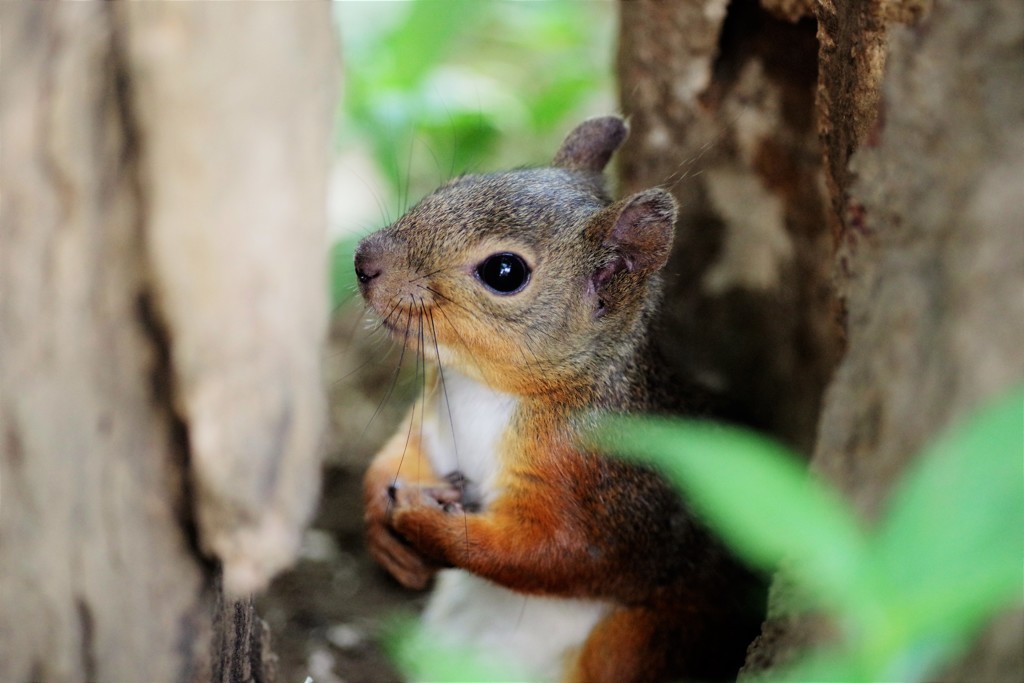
[476,252,531,295]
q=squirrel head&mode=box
[355,116,676,402]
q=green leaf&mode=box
[595,417,873,616]
[419,113,500,179]
[527,76,597,129]
[379,0,483,92]
[384,617,536,683]
[338,0,614,203]
[774,645,898,683]
[870,387,1024,654]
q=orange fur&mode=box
[379,396,759,681]
[357,116,764,681]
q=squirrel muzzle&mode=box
[354,231,437,336]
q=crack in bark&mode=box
[104,4,207,569]
[106,9,214,681]
[76,598,98,682]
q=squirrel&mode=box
[355,116,765,683]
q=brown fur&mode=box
[357,117,764,681]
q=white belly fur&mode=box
[420,370,610,680]
[424,369,514,505]
[423,571,611,682]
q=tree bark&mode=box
[618,0,1023,679]
[0,3,336,681]
[754,0,1024,677]
[618,0,841,454]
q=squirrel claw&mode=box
[390,478,464,513]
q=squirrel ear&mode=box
[552,116,628,173]
[604,188,677,274]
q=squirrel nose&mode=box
[354,240,383,288]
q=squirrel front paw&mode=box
[389,479,465,514]
[389,479,469,568]
[364,472,454,590]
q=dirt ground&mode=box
[257,308,424,683]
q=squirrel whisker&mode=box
[427,307,471,554]
[415,283,465,314]
[358,297,414,447]
[392,299,425,504]
[417,283,535,374]
[416,299,429,490]
[430,303,491,385]
[410,265,454,283]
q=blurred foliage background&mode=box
[329,0,616,308]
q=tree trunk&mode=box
[617,0,1023,678]
[618,0,840,455]
[0,3,336,681]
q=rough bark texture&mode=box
[0,3,335,681]
[120,1,336,597]
[618,0,841,455]
[618,0,1023,679]
[755,0,1024,676]
[210,577,278,683]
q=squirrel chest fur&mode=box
[356,117,763,683]
[420,369,611,679]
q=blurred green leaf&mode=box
[336,0,614,206]
[527,76,599,130]
[384,617,535,683]
[419,113,500,181]
[867,387,1024,672]
[771,647,875,683]
[379,1,483,92]
[595,417,873,617]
